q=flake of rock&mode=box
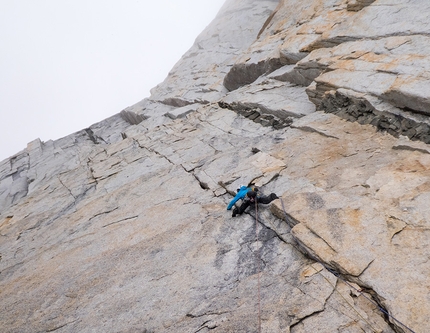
[119,109,147,125]
[221,78,316,120]
[322,0,430,44]
[346,0,376,11]
[301,36,430,114]
[166,103,201,119]
[291,111,340,139]
[393,136,430,154]
[121,99,175,129]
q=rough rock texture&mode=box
[1,0,430,332]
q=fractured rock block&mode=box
[346,0,376,11]
[165,103,201,120]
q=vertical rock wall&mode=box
[1,0,430,332]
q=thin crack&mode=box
[291,125,339,139]
[187,310,230,319]
[89,207,119,221]
[139,143,176,166]
[149,271,176,282]
[46,320,78,332]
[57,176,76,201]
[102,215,138,228]
[289,308,325,330]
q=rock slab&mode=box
[2,0,430,332]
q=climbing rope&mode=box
[278,197,417,333]
[257,206,378,330]
[325,267,416,333]
[255,200,262,333]
[250,201,378,330]
[311,265,381,332]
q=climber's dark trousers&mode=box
[257,193,278,204]
[233,193,279,216]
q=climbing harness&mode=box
[278,197,417,333]
[254,200,262,333]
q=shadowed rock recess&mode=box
[1,0,430,332]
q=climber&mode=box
[231,190,278,217]
[226,184,257,210]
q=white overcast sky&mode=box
[0,0,226,161]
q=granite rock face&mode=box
[1,0,430,332]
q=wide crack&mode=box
[231,186,407,332]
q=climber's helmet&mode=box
[247,191,257,202]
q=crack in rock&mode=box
[84,128,107,145]
[289,309,326,331]
[89,207,119,221]
[102,215,139,228]
[46,320,78,332]
[291,124,340,139]
[186,310,230,319]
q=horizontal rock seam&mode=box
[320,90,430,144]
[217,101,292,129]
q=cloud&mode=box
[0,0,225,161]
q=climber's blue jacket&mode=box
[227,186,250,210]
